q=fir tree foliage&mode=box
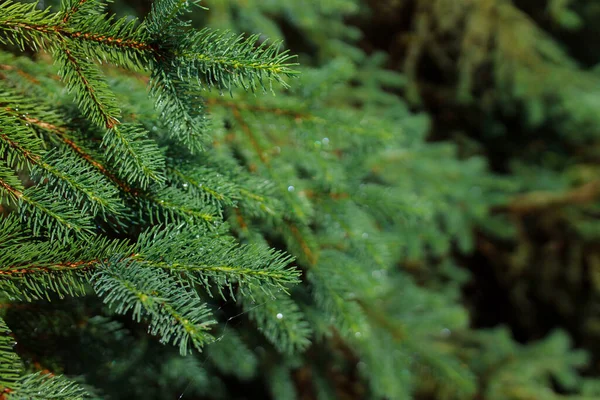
[1,0,599,399]
[0,0,299,396]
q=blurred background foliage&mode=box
[200,0,600,393]
[189,0,600,381]
[3,0,600,398]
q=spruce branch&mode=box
[0,1,58,52]
[60,0,94,24]
[60,12,152,70]
[5,372,89,400]
[167,165,238,210]
[131,226,300,297]
[55,44,120,129]
[0,109,45,172]
[149,68,209,153]
[30,149,125,216]
[139,186,217,225]
[9,101,139,195]
[241,291,312,355]
[175,29,298,92]
[0,217,128,300]
[0,0,310,390]
[0,105,124,216]
[0,163,24,204]
[0,0,152,62]
[3,95,216,224]
[0,318,21,393]
[18,186,93,242]
[145,0,206,36]
[0,0,298,156]
[0,164,90,244]
[102,124,166,189]
[0,265,90,301]
[92,262,216,355]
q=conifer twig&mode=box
[497,180,600,214]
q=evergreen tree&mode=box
[360,0,600,374]
[0,1,599,399]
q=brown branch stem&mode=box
[495,180,600,215]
